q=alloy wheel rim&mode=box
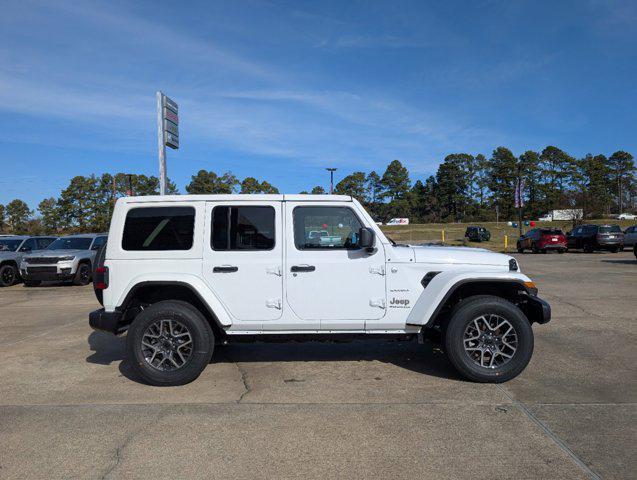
[463,314,518,369]
[2,267,15,284]
[141,319,193,371]
[80,265,90,283]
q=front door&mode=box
[202,201,283,324]
[284,202,386,329]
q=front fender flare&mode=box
[406,270,533,327]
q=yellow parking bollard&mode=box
[504,235,508,252]
[441,229,445,244]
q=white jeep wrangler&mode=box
[90,194,550,386]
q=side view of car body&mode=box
[464,226,491,242]
[20,234,108,286]
[623,225,637,248]
[517,228,567,254]
[89,194,551,386]
[618,213,637,220]
[0,236,58,287]
[566,225,624,253]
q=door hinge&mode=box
[266,265,282,276]
[266,298,282,309]
[369,298,386,309]
[369,265,385,275]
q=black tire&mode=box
[583,242,593,253]
[126,300,214,386]
[610,247,619,253]
[73,262,92,286]
[0,263,17,287]
[558,249,566,254]
[516,243,524,253]
[531,242,538,254]
[444,295,534,383]
[24,280,42,287]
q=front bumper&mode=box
[89,308,125,335]
[525,295,551,324]
[20,260,77,281]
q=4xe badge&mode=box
[389,297,410,308]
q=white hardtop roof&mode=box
[120,194,353,203]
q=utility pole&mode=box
[156,92,167,196]
[326,168,337,194]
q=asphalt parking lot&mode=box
[0,251,635,479]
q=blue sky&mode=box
[1,0,636,208]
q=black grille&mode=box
[26,257,61,264]
[27,266,57,274]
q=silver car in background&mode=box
[0,236,58,287]
[20,234,107,286]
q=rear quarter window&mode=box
[122,206,195,251]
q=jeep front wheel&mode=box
[444,295,534,383]
[126,300,214,386]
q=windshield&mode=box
[599,226,622,233]
[0,239,23,252]
[47,237,93,250]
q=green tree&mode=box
[0,204,5,232]
[608,151,635,213]
[310,186,325,194]
[240,177,280,194]
[436,154,471,221]
[334,172,367,200]
[365,171,383,204]
[38,197,62,234]
[488,147,518,219]
[539,146,575,212]
[57,175,100,230]
[6,199,32,233]
[186,170,238,194]
[517,151,538,215]
[410,177,440,223]
[381,160,410,201]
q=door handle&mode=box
[213,265,238,273]
[290,265,315,272]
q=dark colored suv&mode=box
[517,228,567,254]
[465,226,490,242]
[566,224,624,253]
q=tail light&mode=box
[94,266,109,290]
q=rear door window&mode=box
[123,207,195,251]
[211,206,275,251]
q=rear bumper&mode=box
[89,308,124,335]
[538,243,567,250]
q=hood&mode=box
[26,249,86,258]
[0,250,19,260]
[409,245,514,268]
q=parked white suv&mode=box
[90,195,550,386]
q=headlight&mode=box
[59,256,76,261]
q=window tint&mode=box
[599,225,621,233]
[583,226,597,234]
[92,236,107,250]
[36,238,56,249]
[20,238,37,251]
[540,229,562,235]
[123,207,195,251]
[48,237,93,250]
[212,206,275,251]
[294,206,363,250]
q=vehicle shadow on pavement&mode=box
[86,332,462,384]
[601,259,637,265]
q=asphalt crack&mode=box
[100,432,135,480]
[235,362,252,403]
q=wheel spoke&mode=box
[464,314,517,369]
[141,318,193,372]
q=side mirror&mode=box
[20,247,31,252]
[359,227,375,251]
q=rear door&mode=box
[284,202,386,329]
[202,201,283,324]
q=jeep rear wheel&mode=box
[126,300,214,386]
[444,295,534,383]
[0,264,17,287]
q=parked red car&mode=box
[517,228,567,253]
